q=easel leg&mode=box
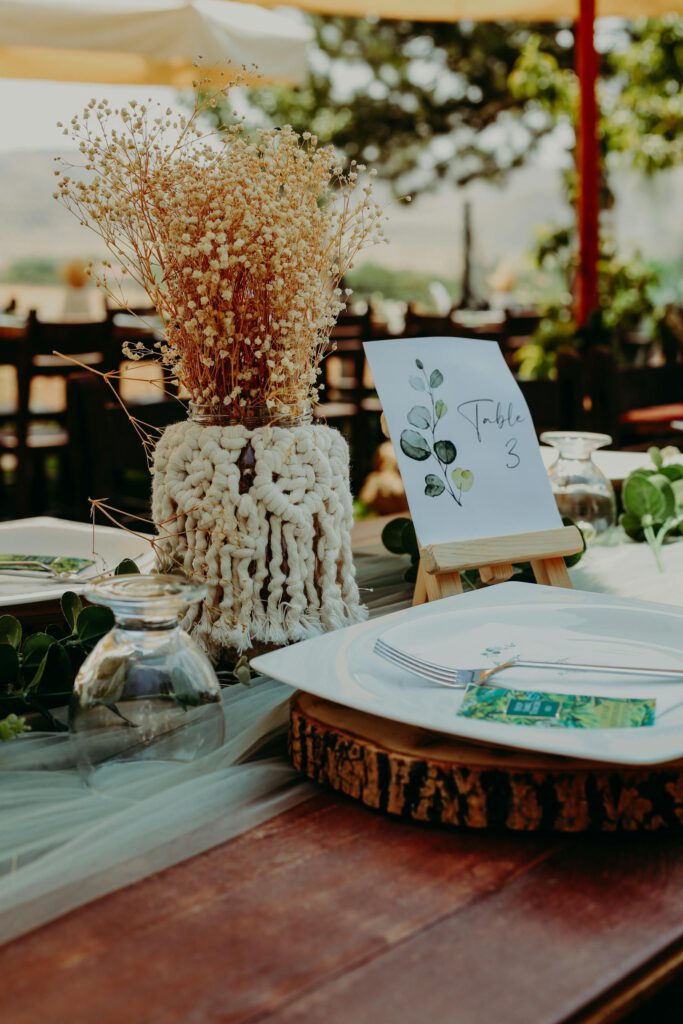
[531,557,572,588]
[412,562,428,606]
[425,570,463,600]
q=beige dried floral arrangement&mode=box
[54,87,385,417]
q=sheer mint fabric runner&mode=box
[2,536,683,946]
[0,551,410,945]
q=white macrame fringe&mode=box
[152,419,367,656]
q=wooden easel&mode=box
[412,525,584,606]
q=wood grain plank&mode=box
[257,832,683,1024]
[0,795,555,1024]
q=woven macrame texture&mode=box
[152,420,367,654]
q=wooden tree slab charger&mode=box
[412,524,584,605]
[290,692,683,833]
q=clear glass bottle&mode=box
[70,575,224,776]
[190,402,312,428]
[541,431,617,539]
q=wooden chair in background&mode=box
[66,373,185,522]
[317,310,379,489]
[584,346,683,447]
[502,309,542,366]
[402,307,459,339]
[1,311,116,516]
[517,349,584,436]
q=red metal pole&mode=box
[575,0,599,326]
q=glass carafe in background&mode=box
[70,576,224,777]
[541,431,617,540]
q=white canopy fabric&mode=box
[0,0,312,85]
[256,0,682,19]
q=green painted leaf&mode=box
[409,375,426,391]
[400,429,431,461]
[451,467,475,492]
[407,405,431,429]
[429,369,444,388]
[434,399,447,421]
[424,474,445,497]
[0,615,21,649]
[76,606,115,644]
[381,517,412,554]
[415,358,424,370]
[434,439,456,464]
[0,644,20,690]
[115,558,141,576]
[460,469,475,492]
[61,592,83,633]
[649,446,663,469]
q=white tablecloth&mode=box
[1,536,681,946]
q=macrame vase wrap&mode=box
[152,419,367,656]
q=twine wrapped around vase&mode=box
[152,418,367,656]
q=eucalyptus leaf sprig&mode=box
[0,558,140,734]
[620,446,683,571]
[400,360,474,506]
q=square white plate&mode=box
[0,517,156,608]
[252,582,683,766]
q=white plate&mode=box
[0,517,156,607]
[252,582,683,765]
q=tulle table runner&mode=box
[2,536,682,945]
[0,549,410,945]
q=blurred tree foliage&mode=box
[516,235,661,378]
[240,16,683,196]
[510,17,683,376]
[228,15,683,375]
[241,18,576,193]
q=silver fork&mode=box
[0,560,95,582]
[373,637,683,689]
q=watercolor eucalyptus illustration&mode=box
[400,359,475,505]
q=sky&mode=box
[0,79,184,153]
[0,75,571,166]
[2,67,680,286]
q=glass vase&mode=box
[70,575,225,776]
[541,431,617,539]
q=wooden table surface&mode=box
[3,793,683,1024]
[4,520,683,1023]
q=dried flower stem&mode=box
[56,86,385,416]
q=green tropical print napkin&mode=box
[458,684,655,729]
[0,554,95,574]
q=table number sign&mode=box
[364,336,562,546]
[363,337,583,602]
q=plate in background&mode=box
[0,517,155,608]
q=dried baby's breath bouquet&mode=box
[55,88,385,416]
